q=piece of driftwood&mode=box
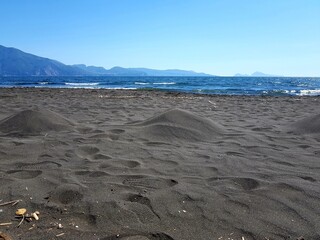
[0,232,14,240]
[0,200,21,207]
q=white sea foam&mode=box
[298,89,320,96]
[104,87,137,90]
[39,82,49,85]
[153,82,176,85]
[135,82,149,85]
[66,87,97,89]
[65,82,99,86]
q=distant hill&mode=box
[0,45,212,76]
[72,65,211,76]
[128,68,211,77]
[72,64,109,75]
[235,71,281,77]
[104,66,147,76]
[0,45,87,76]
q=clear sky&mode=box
[1,0,319,76]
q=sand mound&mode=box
[289,113,320,134]
[0,108,75,135]
[136,108,224,141]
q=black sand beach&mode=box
[0,88,319,240]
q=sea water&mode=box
[1,76,320,96]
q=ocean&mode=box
[1,76,320,96]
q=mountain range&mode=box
[0,45,211,77]
[234,72,281,77]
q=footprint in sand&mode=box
[101,232,175,240]
[99,160,141,169]
[76,145,100,157]
[126,193,160,219]
[92,153,112,160]
[75,170,109,177]
[6,170,42,179]
[122,175,178,190]
[47,184,83,205]
[299,176,316,182]
[207,177,260,191]
[110,129,125,134]
[117,160,141,168]
[232,177,260,190]
[15,161,61,170]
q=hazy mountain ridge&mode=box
[72,65,211,76]
[235,71,281,77]
[72,64,109,75]
[128,68,211,76]
[0,45,211,76]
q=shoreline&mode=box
[0,88,319,239]
[1,86,320,97]
[1,75,320,97]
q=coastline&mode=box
[1,76,320,96]
[0,88,319,240]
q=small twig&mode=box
[17,215,25,227]
[0,199,21,207]
[12,200,21,206]
[28,224,35,230]
[0,222,13,226]
[56,233,65,237]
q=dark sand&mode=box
[0,88,319,240]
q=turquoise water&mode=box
[1,76,320,96]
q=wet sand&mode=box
[0,88,319,240]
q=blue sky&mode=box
[1,0,319,76]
